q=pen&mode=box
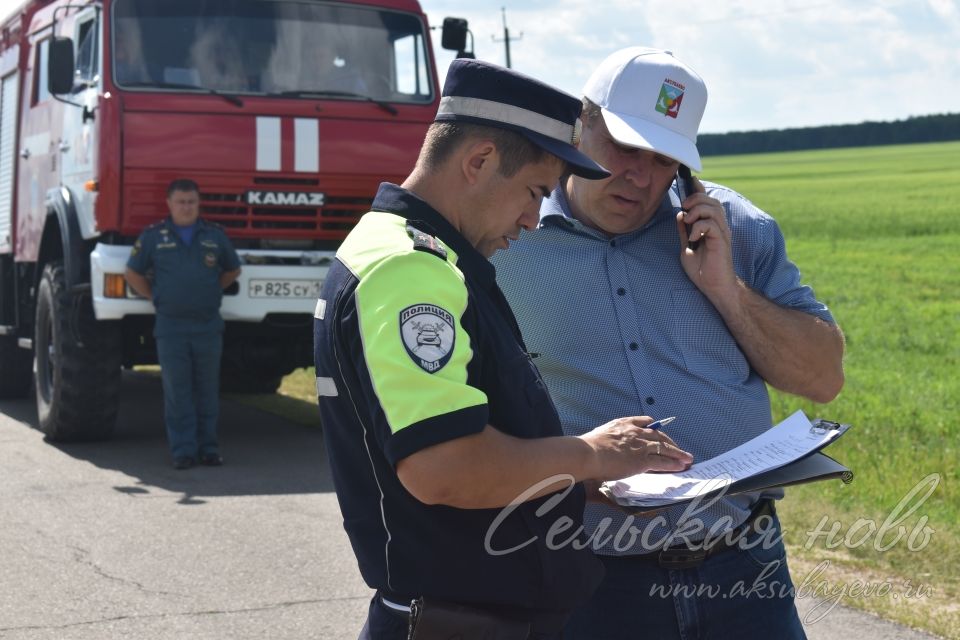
[648,416,676,431]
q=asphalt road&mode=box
[0,371,942,639]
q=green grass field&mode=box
[701,141,959,637]
[245,140,960,638]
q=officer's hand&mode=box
[579,416,693,481]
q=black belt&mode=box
[629,499,776,570]
[377,591,568,635]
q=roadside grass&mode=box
[227,367,320,427]
[247,140,958,638]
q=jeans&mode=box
[563,514,806,640]
[156,331,223,459]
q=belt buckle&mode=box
[657,547,707,570]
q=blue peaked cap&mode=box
[435,59,610,179]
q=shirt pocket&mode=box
[669,286,750,384]
[199,241,221,267]
[487,351,558,437]
[151,244,180,280]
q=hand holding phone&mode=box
[678,164,701,251]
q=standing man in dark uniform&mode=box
[314,59,693,639]
[125,179,242,470]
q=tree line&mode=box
[698,112,960,156]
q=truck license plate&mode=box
[248,279,321,298]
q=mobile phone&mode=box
[677,164,700,251]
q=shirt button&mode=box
[609,239,616,247]
[617,288,626,296]
[629,342,639,351]
[645,396,655,405]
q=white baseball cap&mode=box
[583,47,707,171]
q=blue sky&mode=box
[3,0,956,134]
[422,0,960,133]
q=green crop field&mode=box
[243,140,959,638]
[702,141,959,637]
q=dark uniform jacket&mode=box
[127,217,241,336]
[314,183,603,618]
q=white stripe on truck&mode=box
[294,118,319,173]
[256,116,281,171]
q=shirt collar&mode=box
[371,182,496,288]
[163,216,207,230]
[539,184,576,223]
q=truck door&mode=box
[58,8,101,241]
[0,46,20,255]
[16,28,59,262]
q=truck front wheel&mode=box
[35,262,122,441]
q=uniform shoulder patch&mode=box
[399,304,456,373]
[406,221,447,260]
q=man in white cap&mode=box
[494,48,845,638]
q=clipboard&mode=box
[602,417,854,513]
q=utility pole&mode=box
[492,6,522,68]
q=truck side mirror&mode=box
[48,37,76,95]
[440,18,469,54]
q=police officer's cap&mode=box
[435,59,610,180]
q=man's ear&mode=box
[461,140,498,186]
[574,116,585,149]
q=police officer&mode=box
[125,179,241,470]
[314,59,693,639]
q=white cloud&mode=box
[423,0,960,132]
[927,0,959,21]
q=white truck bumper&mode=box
[90,243,334,322]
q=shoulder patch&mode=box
[399,304,455,373]
[406,221,447,260]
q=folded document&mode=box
[603,410,852,509]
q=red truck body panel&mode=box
[113,101,427,238]
[2,0,442,256]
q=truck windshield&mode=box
[112,0,435,103]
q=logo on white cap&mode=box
[655,79,685,119]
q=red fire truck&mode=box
[0,0,469,441]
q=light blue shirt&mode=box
[173,222,197,246]
[492,179,835,555]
